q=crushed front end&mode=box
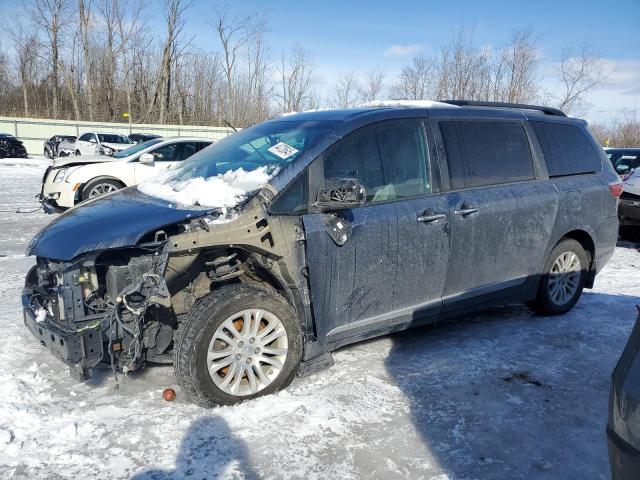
[22,245,173,381]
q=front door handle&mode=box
[417,212,446,223]
[454,204,479,216]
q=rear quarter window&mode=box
[531,122,601,177]
[439,121,534,189]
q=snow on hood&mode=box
[359,99,458,109]
[52,155,117,167]
[137,166,274,211]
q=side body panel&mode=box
[302,194,450,346]
[442,180,558,302]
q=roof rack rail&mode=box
[440,100,567,117]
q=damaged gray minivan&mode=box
[22,100,621,407]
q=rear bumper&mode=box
[22,286,104,378]
[607,426,640,480]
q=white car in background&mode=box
[74,132,135,156]
[41,137,213,209]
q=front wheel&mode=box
[528,238,589,316]
[81,178,124,201]
[174,284,302,407]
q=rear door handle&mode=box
[454,207,479,216]
[417,212,446,223]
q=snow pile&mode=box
[0,156,48,169]
[359,99,458,109]
[137,166,273,211]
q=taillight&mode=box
[609,182,623,198]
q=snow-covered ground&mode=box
[0,158,639,480]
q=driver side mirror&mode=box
[617,164,629,174]
[139,153,155,164]
[89,137,97,144]
[313,177,366,212]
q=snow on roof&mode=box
[359,99,458,109]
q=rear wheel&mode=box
[529,238,589,316]
[82,178,124,201]
[174,284,302,407]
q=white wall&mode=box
[0,116,235,155]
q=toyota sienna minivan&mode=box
[22,100,621,407]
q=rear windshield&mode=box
[113,139,163,158]
[531,122,601,177]
[98,134,134,144]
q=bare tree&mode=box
[275,44,316,113]
[437,29,492,100]
[146,0,192,123]
[26,0,70,117]
[213,8,255,123]
[359,67,386,102]
[554,45,609,115]
[612,114,640,147]
[492,30,539,103]
[9,26,40,117]
[113,0,146,123]
[390,53,436,100]
[330,70,361,108]
[77,0,95,120]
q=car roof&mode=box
[154,136,214,142]
[269,101,584,126]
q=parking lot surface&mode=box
[1,158,638,479]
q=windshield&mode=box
[137,119,338,209]
[98,134,134,144]
[113,138,163,159]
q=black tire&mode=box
[81,178,124,201]
[174,284,302,407]
[528,238,589,316]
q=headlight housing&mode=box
[52,168,68,183]
[100,146,114,156]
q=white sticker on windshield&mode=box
[268,142,299,160]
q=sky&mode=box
[3,0,639,123]
[173,0,640,123]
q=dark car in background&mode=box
[606,147,640,179]
[608,307,640,479]
[44,135,77,159]
[0,133,27,158]
[22,100,621,407]
[129,133,162,144]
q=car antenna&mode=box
[223,120,238,132]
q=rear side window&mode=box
[440,121,534,189]
[531,122,601,177]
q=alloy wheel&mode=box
[88,183,119,198]
[548,251,581,306]
[207,308,288,396]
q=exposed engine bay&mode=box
[24,244,173,380]
[22,195,315,382]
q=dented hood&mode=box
[52,155,119,167]
[27,187,209,261]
